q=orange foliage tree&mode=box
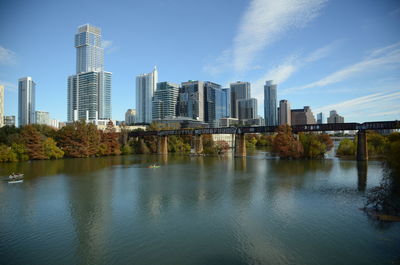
[272,125,303,159]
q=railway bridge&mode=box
[129,121,399,161]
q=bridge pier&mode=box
[356,130,368,161]
[235,133,246,157]
[193,135,203,155]
[157,135,168,155]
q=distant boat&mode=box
[8,180,23,184]
[148,164,160,169]
[9,173,24,181]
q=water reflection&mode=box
[357,161,368,192]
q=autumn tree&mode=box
[99,120,121,156]
[272,125,303,159]
[20,125,46,160]
[43,138,64,159]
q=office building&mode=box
[68,24,112,122]
[152,82,179,120]
[18,77,36,126]
[278,99,291,125]
[291,106,316,125]
[230,81,250,118]
[264,80,277,126]
[327,110,344,123]
[204,81,223,124]
[177,80,205,121]
[237,98,257,120]
[125,109,136,125]
[4,116,15,126]
[0,85,3,127]
[136,66,158,123]
[35,111,50,125]
[317,112,325,124]
[50,119,59,129]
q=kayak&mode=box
[8,180,23,184]
[148,165,160,168]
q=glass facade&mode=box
[68,24,112,122]
[264,80,277,126]
[136,67,158,123]
[18,77,35,126]
[230,82,250,118]
[152,82,179,120]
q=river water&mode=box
[0,150,399,265]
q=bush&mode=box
[336,138,356,157]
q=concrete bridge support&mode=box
[357,130,368,161]
[235,133,246,157]
[193,135,203,155]
[157,135,168,155]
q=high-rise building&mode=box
[204,81,222,124]
[216,88,230,121]
[327,110,344,123]
[278,99,291,125]
[4,116,15,126]
[18,77,36,126]
[75,24,103,73]
[237,98,257,120]
[125,109,136,125]
[230,81,250,118]
[152,82,179,120]
[317,112,325,124]
[291,106,316,125]
[35,111,50,125]
[177,80,205,121]
[136,67,158,123]
[68,24,112,122]
[0,85,4,127]
[264,80,277,126]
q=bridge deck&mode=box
[129,121,399,137]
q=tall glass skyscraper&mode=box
[75,24,104,73]
[264,80,277,126]
[67,24,112,122]
[230,81,250,118]
[136,67,158,123]
[18,77,36,126]
[177,80,204,121]
[152,81,179,120]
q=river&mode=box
[0,150,399,265]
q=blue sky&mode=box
[1,0,399,123]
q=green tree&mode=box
[336,138,356,157]
[299,133,327,159]
[121,144,133,155]
[11,143,29,161]
[43,138,64,159]
[0,145,17,162]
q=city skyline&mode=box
[1,0,399,123]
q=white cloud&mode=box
[203,0,327,75]
[284,41,400,93]
[102,40,118,54]
[313,90,400,121]
[251,41,338,103]
[232,0,326,73]
[0,46,16,65]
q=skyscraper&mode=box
[230,81,250,118]
[67,24,112,122]
[215,88,230,121]
[152,81,179,120]
[237,98,257,120]
[264,80,277,126]
[125,109,136,125]
[0,85,4,127]
[291,106,316,125]
[177,80,205,121]
[204,81,222,124]
[18,77,36,126]
[317,112,325,124]
[136,66,158,123]
[75,24,104,73]
[278,99,291,125]
[327,110,344,123]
